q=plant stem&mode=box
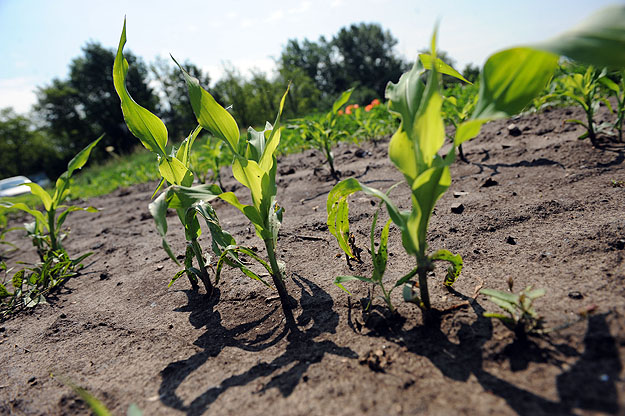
[324,143,339,180]
[585,96,598,146]
[417,256,432,310]
[48,209,59,252]
[264,238,296,326]
[191,238,213,296]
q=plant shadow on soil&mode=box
[158,274,357,416]
[351,289,622,416]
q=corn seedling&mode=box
[173,59,295,321]
[114,21,243,296]
[0,249,91,320]
[293,89,353,180]
[334,198,421,313]
[328,28,567,312]
[0,137,101,259]
[553,65,613,146]
[114,20,295,321]
[442,82,478,162]
[481,280,546,337]
[601,70,625,142]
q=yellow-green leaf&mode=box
[173,56,240,152]
[113,19,167,156]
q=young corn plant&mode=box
[0,247,91,319]
[554,65,613,146]
[442,82,479,162]
[293,89,353,180]
[328,33,559,312]
[114,21,242,296]
[328,6,625,315]
[481,280,546,338]
[114,20,295,322]
[173,58,295,322]
[334,198,419,313]
[601,70,625,142]
[0,137,101,259]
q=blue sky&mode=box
[0,0,620,113]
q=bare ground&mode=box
[1,104,624,415]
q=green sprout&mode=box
[328,33,557,312]
[293,89,353,180]
[1,137,101,259]
[481,280,546,337]
[114,20,295,323]
[554,65,613,146]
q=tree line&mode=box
[0,23,478,180]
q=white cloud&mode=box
[0,77,38,114]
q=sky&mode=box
[0,0,621,114]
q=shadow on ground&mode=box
[159,274,357,415]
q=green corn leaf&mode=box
[483,312,515,325]
[526,287,546,299]
[168,270,186,288]
[472,48,558,120]
[370,202,392,282]
[533,5,625,68]
[331,88,354,114]
[431,249,463,286]
[334,275,374,294]
[173,56,240,153]
[148,192,179,265]
[0,203,47,229]
[408,165,452,254]
[176,125,203,168]
[328,178,404,235]
[56,206,98,230]
[66,135,103,178]
[487,296,518,316]
[454,119,484,146]
[385,61,427,182]
[419,54,472,84]
[158,155,194,187]
[600,77,621,94]
[164,184,222,210]
[194,203,237,259]
[215,245,272,287]
[24,183,52,211]
[113,20,167,156]
[480,288,519,304]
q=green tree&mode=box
[278,23,407,106]
[0,108,59,179]
[332,23,406,100]
[36,42,158,160]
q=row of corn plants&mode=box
[107,6,625,330]
[2,7,624,331]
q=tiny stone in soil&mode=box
[482,178,499,188]
[506,236,517,245]
[450,203,465,214]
